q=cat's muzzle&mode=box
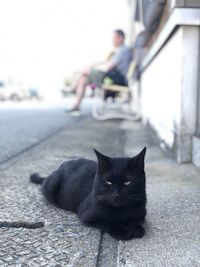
[110,195,122,206]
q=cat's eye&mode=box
[106,181,112,185]
[124,181,131,186]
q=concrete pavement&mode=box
[0,118,199,266]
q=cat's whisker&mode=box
[130,193,145,197]
[129,197,142,201]
[129,194,145,201]
[95,194,108,203]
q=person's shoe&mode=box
[65,106,80,116]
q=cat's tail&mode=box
[30,173,45,185]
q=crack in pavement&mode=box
[0,221,44,229]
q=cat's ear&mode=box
[130,147,146,169]
[94,149,110,170]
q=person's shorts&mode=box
[88,69,105,88]
[88,68,127,88]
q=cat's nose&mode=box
[111,194,120,201]
[111,194,121,206]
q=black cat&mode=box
[30,148,147,240]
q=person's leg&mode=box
[73,73,89,109]
[67,69,105,112]
[74,69,105,108]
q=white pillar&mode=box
[177,26,200,163]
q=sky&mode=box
[0,0,130,98]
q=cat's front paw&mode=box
[130,224,145,238]
[114,230,135,241]
[110,224,145,240]
[79,210,99,227]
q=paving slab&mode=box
[0,226,100,267]
[0,118,124,266]
[118,121,200,267]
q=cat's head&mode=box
[94,148,146,207]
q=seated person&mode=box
[67,29,132,113]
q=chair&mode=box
[92,61,141,121]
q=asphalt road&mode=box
[0,99,91,164]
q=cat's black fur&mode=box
[30,148,147,240]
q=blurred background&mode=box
[0,0,130,100]
[0,0,200,169]
[0,0,131,163]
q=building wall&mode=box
[141,28,182,149]
[140,26,200,162]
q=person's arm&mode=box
[104,61,117,72]
[90,51,115,69]
[105,49,122,71]
[91,60,108,68]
